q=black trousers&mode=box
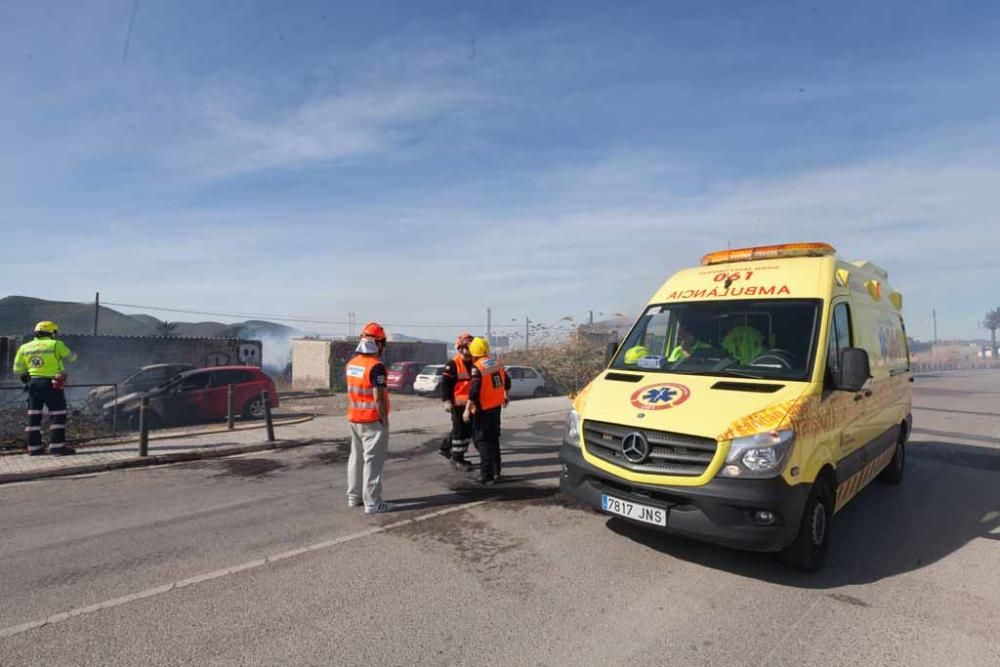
[26,378,68,452]
[448,405,473,460]
[473,407,502,479]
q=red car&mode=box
[106,366,279,430]
[387,361,425,394]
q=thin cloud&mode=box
[179,84,475,179]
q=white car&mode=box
[506,366,547,399]
[413,364,446,396]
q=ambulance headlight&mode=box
[564,408,582,448]
[719,430,795,478]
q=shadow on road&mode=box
[597,440,1000,588]
[393,484,559,511]
[392,421,564,510]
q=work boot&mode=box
[27,448,46,457]
[438,437,452,461]
[50,446,76,456]
[451,455,473,471]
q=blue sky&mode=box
[1,1,998,341]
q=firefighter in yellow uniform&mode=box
[12,321,78,456]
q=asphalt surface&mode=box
[0,377,998,665]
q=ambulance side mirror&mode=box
[838,348,871,392]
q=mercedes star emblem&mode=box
[621,432,650,464]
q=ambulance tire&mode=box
[778,477,834,572]
[877,426,906,485]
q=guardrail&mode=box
[911,363,1000,373]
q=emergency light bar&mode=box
[701,242,836,266]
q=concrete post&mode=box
[138,396,150,457]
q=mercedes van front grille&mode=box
[582,420,717,476]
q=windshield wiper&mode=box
[716,368,770,380]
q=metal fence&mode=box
[911,362,1000,373]
[0,383,118,450]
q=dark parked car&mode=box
[89,363,196,404]
[104,366,279,430]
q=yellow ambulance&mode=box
[559,243,912,571]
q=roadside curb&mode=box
[0,438,338,485]
[0,402,570,486]
[0,415,316,458]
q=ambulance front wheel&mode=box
[778,478,834,572]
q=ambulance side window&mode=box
[826,303,853,374]
[638,310,673,356]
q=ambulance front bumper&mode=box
[559,443,810,552]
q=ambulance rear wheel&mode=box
[878,427,906,485]
[778,479,833,572]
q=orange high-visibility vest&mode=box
[346,354,390,423]
[452,355,472,406]
[474,357,507,411]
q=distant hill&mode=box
[0,297,296,343]
[128,314,162,330]
[216,320,301,340]
[173,321,228,338]
[0,295,154,337]
[391,332,446,343]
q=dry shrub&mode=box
[503,332,607,396]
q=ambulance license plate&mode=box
[601,494,667,526]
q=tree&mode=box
[156,320,178,337]
[984,307,1000,360]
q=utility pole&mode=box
[933,308,938,344]
[525,316,530,351]
[589,310,594,326]
[487,308,492,342]
[93,292,100,336]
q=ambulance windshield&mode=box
[611,299,822,381]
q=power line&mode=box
[98,300,530,330]
[121,0,140,63]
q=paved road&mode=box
[0,378,998,665]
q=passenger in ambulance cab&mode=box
[668,325,710,362]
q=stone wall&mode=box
[292,338,448,390]
[53,335,263,385]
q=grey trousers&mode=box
[347,420,389,508]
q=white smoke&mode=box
[233,323,300,375]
